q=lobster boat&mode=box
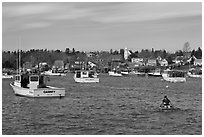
[10,73,65,98]
[73,70,99,83]
[162,70,186,83]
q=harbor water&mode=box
[2,73,202,135]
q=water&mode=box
[2,73,202,135]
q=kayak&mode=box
[159,104,174,111]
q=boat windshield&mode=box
[30,76,39,82]
[168,71,185,77]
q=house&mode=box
[147,59,157,66]
[131,58,143,63]
[156,56,162,61]
[159,59,168,66]
[174,56,184,65]
[88,61,97,68]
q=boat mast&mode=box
[18,37,21,73]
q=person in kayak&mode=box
[160,95,173,109]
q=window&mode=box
[30,76,39,82]
[15,75,20,81]
[82,72,87,75]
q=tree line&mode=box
[2,46,202,69]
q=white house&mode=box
[159,59,168,66]
[131,58,143,63]
[147,59,157,66]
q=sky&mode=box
[2,2,202,52]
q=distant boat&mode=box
[187,68,202,78]
[188,72,202,78]
[121,69,129,75]
[108,71,122,77]
[10,74,65,97]
[162,70,186,83]
[148,68,162,77]
[129,70,146,76]
[43,70,66,76]
[2,73,13,79]
[73,70,99,83]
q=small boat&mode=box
[148,68,162,77]
[187,68,202,78]
[162,70,186,83]
[43,70,66,76]
[73,70,99,83]
[130,69,146,76]
[10,73,65,98]
[108,71,122,77]
[2,73,13,79]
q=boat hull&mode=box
[108,71,122,77]
[148,73,162,77]
[162,74,186,83]
[187,73,202,78]
[121,71,129,75]
[73,77,99,83]
[10,83,65,97]
[43,71,66,76]
[2,75,13,79]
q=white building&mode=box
[124,48,131,60]
[131,58,143,63]
[159,59,168,66]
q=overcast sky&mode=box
[2,2,202,52]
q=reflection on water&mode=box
[2,73,202,135]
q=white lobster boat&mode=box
[73,70,99,83]
[10,74,65,97]
[162,70,186,83]
[108,71,122,77]
[187,68,202,78]
[187,72,202,78]
[2,73,13,79]
[43,70,66,76]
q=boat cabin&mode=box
[14,74,47,89]
[75,71,97,78]
[166,70,185,77]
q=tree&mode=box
[175,50,183,56]
[195,47,202,59]
[120,49,124,55]
[166,55,173,64]
[163,50,167,58]
[110,49,113,54]
[191,49,195,57]
[65,48,70,55]
[183,42,191,53]
[72,48,75,53]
